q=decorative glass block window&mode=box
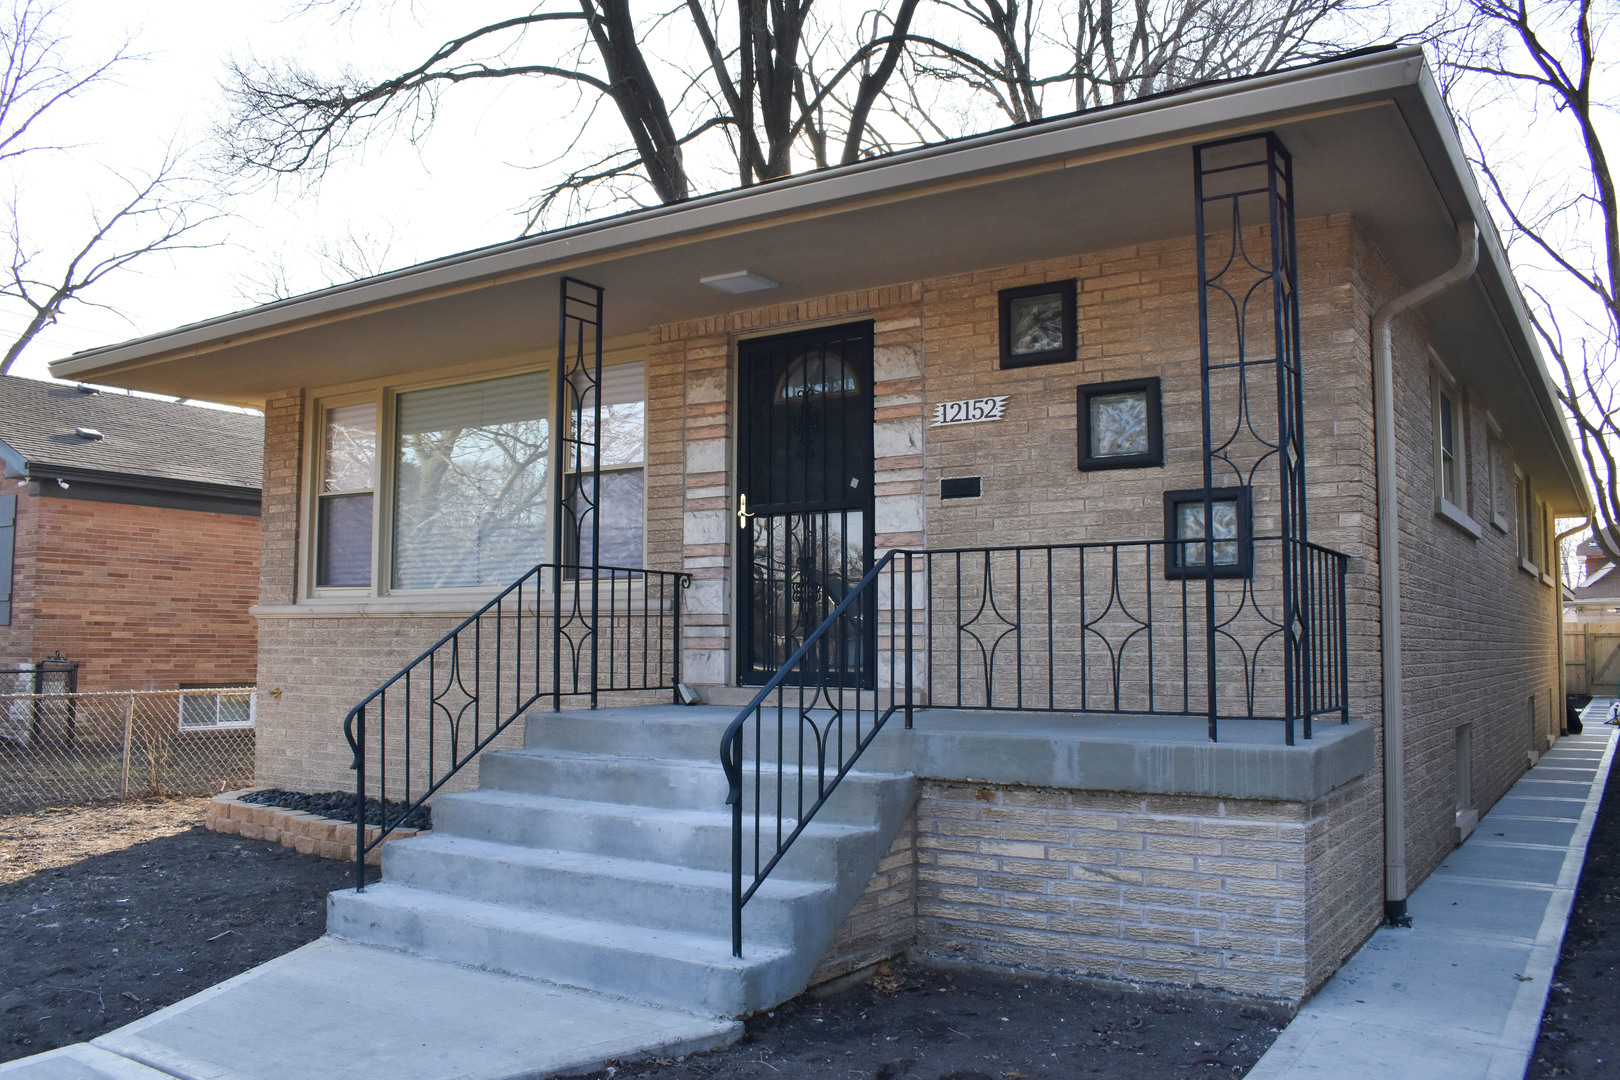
[392,372,550,590]
[1077,378,1162,470]
[998,279,1077,369]
[315,402,377,588]
[1163,487,1252,579]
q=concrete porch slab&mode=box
[84,938,740,1080]
[864,709,1376,801]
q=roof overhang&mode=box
[49,46,1589,514]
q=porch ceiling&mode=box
[49,47,1586,513]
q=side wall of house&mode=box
[1375,241,1563,892]
[0,489,259,691]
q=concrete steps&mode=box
[326,705,916,1019]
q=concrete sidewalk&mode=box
[1248,714,1618,1080]
[0,938,740,1080]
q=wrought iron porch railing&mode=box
[721,549,912,958]
[722,537,1350,955]
[342,562,689,890]
[916,538,1350,738]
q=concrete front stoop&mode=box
[0,705,916,1080]
[327,705,919,1018]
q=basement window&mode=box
[177,686,256,731]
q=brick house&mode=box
[49,48,1585,1008]
[0,376,262,692]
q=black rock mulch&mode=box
[238,789,431,831]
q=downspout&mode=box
[1372,220,1479,928]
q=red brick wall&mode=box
[0,491,259,690]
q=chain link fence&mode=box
[0,688,256,813]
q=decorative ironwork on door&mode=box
[737,323,875,686]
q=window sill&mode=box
[1491,512,1511,534]
[1520,557,1541,578]
[1435,498,1482,539]
[1541,571,1556,588]
[252,600,494,619]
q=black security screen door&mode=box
[737,322,876,686]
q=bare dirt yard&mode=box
[0,797,367,1063]
[1,798,1290,1076]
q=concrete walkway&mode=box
[1248,712,1618,1080]
[0,938,740,1080]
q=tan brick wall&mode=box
[259,389,303,606]
[808,815,919,985]
[0,489,258,691]
[906,781,1368,1000]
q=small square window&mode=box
[1163,487,1252,579]
[999,280,1077,368]
[1078,378,1162,470]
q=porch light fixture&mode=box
[999,279,1077,368]
[1163,486,1252,579]
[1077,378,1161,470]
[700,271,778,294]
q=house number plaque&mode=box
[931,396,1009,426]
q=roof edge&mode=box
[50,46,1427,382]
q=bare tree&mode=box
[0,0,221,375]
[1439,0,1618,557]
[903,0,1390,127]
[221,1,924,228]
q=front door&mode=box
[737,322,875,685]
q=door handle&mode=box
[738,492,755,530]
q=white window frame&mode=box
[1516,468,1539,577]
[177,688,256,732]
[301,359,647,602]
[1431,359,1480,538]
[309,392,380,596]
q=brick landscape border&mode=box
[204,787,423,866]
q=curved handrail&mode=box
[344,560,690,890]
[722,549,908,957]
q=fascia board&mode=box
[50,47,1428,383]
[24,462,260,504]
[1391,65,1590,515]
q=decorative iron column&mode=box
[1193,133,1309,744]
[553,277,604,709]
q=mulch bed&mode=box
[0,798,374,1063]
[1528,746,1620,1077]
[239,788,431,831]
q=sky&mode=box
[2,0,578,382]
[1,0,1610,427]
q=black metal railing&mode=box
[343,562,688,889]
[722,549,913,957]
[917,538,1349,738]
[723,536,1350,954]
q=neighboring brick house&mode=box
[49,48,1586,1004]
[0,376,263,691]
